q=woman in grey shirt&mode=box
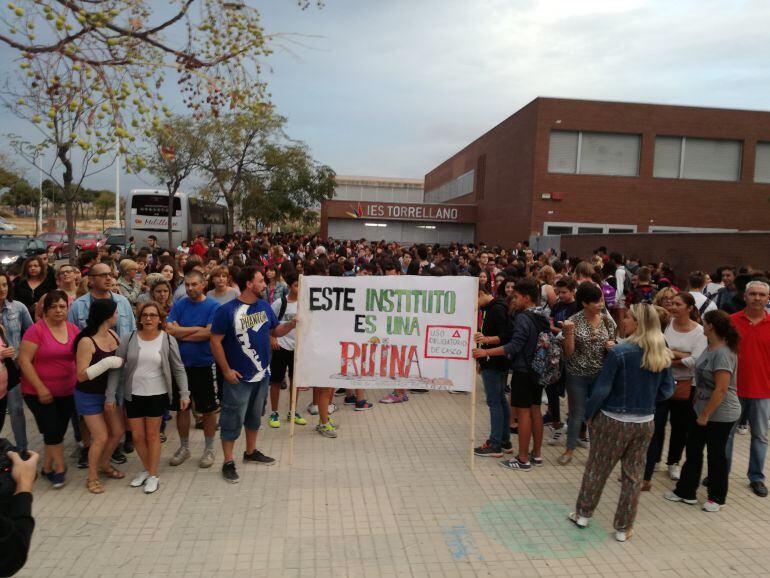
[664,310,741,512]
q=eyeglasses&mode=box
[58,269,75,276]
[141,313,159,318]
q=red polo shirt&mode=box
[731,310,770,398]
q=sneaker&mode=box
[122,439,134,454]
[111,449,127,465]
[501,441,514,454]
[269,411,281,428]
[510,426,519,435]
[77,447,89,469]
[379,392,407,404]
[529,454,544,467]
[50,471,66,489]
[199,449,216,469]
[557,453,573,466]
[130,471,150,488]
[334,388,347,396]
[143,476,160,494]
[194,419,204,430]
[668,463,681,481]
[568,512,588,528]
[499,457,531,471]
[328,417,340,430]
[243,450,276,466]
[316,423,338,438]
[328,403,338,414]
[474,442,503,458]
[409,389,429,394]
[547,424,567,446]
[663,491,697,505]
[344,395,357,406]
[577,436,590,449]
[306,404,319,415]
[222,461,239,483]
[355,400,374,411]
[289,412,307,425]
[615,528,634,542]
[160,432,167,443]
[737,424,749,435]
[750,481,768,497]
[702,500,721,512]
[169,447,191,466]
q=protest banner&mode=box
[289,274,479,467]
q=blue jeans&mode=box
[220,376,270,442]
[566,373,598,451]
[726,397,770,483]
[481,368,510,448]
[6,386,28,451]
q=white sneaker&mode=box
[737,424,749,435]
[577,436,590,449]
[144,476,160,494]
[663,491,697,505]
[547,424,567,446]
[702,500,721,512]
[306,404,319,415]
[668,463,681,480]
[130,471,150,488]
[615,529,634,542]
[568,512,588,528]
[328,403,338,414]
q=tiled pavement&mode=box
[5,385,770,578]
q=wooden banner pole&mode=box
[470,292,479,471]
[288,275,303,466]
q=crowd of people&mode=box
[0,232,768,546]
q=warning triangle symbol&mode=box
[451,330,461,338]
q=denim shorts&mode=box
[220,375,270,442]
[74,389,106,417]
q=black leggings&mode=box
[24,394,74,445]
[644,398,695,480]
[675,420,735,505]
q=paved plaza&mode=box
[5,384,770,578]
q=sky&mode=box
[2,0,770,192]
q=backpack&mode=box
[276,297,288,321]
[601,279,617,308]
[523,312,564,386]
[633,285,656,305]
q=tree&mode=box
[198,107,334,232]
[144,116,205,248]
[1,178,37,210]
[239,143,335,229]
[93,190,114,229]
[1,1,321,258]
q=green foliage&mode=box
[1,177,37,207]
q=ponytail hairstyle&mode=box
[703,310,741,353]
[73,298,117,352]
[626,303,673,373]
[673,292,701,324]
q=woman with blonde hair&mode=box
[569,303,675,542]
[653,286,679,314]
[537,265,558,313]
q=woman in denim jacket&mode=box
[569,303,675,542]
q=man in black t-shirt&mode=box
[473,289,514,457]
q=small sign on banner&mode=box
[424,325,471,359]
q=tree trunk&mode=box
[227,203,235,234]
[57,146,78,265]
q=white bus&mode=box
[125,189,228,249]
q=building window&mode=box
[547,131,641,177]
[424,170,474,203]
[543,222,638,235]
[755,142,770,183]
[653,136,741,181]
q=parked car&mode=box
[102,226,124,237]
[0,235,46,270]
[75,231,103,252]
[101,234,126,251]
[37,231,71,259]
[0,217,18,231]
